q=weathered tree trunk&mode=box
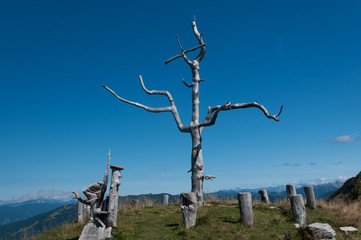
[290,194,306,225]
[257,189,270,204]
[304,186,316,209]
[190,125,204,206]
[77,201,90,223]
[286,184,297,201]
[106,165,123,228]
[237,192,254,226]
[180,192,198,229]
[103,19,283,217]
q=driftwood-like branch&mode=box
[103,76,190,132]
[200,102,283,129]
[165,43,206,65]
[182,78,193,88]
[203,175,216,180]
[192,21,206,63]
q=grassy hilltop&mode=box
[34,199,360,240]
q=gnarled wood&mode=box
[106,165,124,228]
[180,192,198,228]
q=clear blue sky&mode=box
[1,0,360,199]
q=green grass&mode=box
[34,200,361,240]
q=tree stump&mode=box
[163,194,169,206]
[237,192,254,226]
[290,194,306,225]
[180,192,198,229]
[286,184,297,201]
[304,186,316,209]
[257,189,270,204]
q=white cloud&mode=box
[330,135,358,143]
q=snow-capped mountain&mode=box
[0,189,74,206]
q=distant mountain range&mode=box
[0,190,75,227]
[0,179,347,240]
[0,189,74,206]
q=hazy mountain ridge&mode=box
[0,190,74,206]
[0,204,77,240]
[0,179,347,239]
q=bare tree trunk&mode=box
[290,194,306,225]
[304,186,316,209]
[237,192,254,226]
[180,192,198,229]
[286,184,296,201]
[190,126,204,206]
[258,189,270,204]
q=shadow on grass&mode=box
[166,223,179,227]
[223,219,240,224]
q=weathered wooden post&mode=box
[180,192,198,228]
[257,189,270,204]
[286,184,296,201]
[106,165,124,228]
[77,201,91,223]
[163,194,169,206]
[290,194,306,225]
[304,186,316,209]
[237,192,254,226]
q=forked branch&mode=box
[165,21,206,66]
[103,76,190,132]
[199,102,283,130]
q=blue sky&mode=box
[1,0,360,199]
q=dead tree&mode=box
[103,20,283,206]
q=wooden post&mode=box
[304,186,316,209]
[106,165,124,228]
[286,184,296,201]
[163,194,169,206]
[290,194,306,225]
[180,192,198,229]
[257,189,270,204]
[237,192,254,226]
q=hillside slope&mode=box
[35,201,361,240]
[329,171,361,201]
[0,204,76,240]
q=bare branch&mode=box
[199,102,283,129]
[182,78,193,88]
[203,175,216,180]
[164,43,206,65]
[102,84,172,113]
[192,21,206,63]
[103,76,190,133]
[176,34,184,52]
